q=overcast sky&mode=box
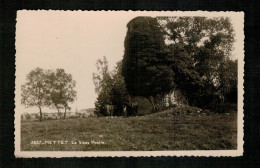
[15,11,244,113]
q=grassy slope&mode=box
[21,107,237,151]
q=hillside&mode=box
[21,107,237,151]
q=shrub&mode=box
[131,96,153,116]
[213,103,237,113]
[24,113,31,120]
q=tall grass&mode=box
[21,107,237,151]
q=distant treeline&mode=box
[22,110,96,121]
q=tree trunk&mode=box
[148,96,156,113]
[156,95,165,111]
[128,95,132,103]
[39,107,42,122]
[64,107,67,119]
[57,108,61,119]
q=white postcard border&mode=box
[15,10,244,158]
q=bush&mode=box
[131,96,153,116]
[210,103,237,113]
[24,113,31,120]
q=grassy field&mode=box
[21,107,237,151]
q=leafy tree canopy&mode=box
[21,67,77,121]
[21,68,49,121]
[122,17,175,105]
[159,16,236,107]
[47,69,77,118]
[93,57,128,116]
[122,16,237,109]
[159,16,235,58]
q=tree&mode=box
[93,56,113,116]
[122,16,236,110]
[217,59,238,104]
[93,57,129,116]
[158,16,236,108]
[47,69,77,119]
[110,61,128,116]
[93,56,112,95]
[167,44,203,106]
[122,17,175,111]
[21,68,49,121]
[22,67,77,120]
[159,17,235,59]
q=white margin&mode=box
[15,10,244,158]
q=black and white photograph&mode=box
[14,11,244,157]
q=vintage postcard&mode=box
[15,11,244,157]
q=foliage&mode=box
[217,59,238,104]
[24,113,31,120]
[93,57,155,116]
[46,69,77,118]
[94,16,237,115]
[92,56,112,95]
[21,67,77,121]
[122,17,175,110]
[166,44,202,106]
[159,16,235,58]
[93,57,129,116]
[158,16,236,108]
[21,68,49,121]
[131,96,153,116]
[93,56,113,116]
[110,61,129,116]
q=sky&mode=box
[15,11,244,113]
